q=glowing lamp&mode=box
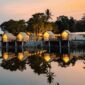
[62,54,70,63]
[17,33,23,41]
[44,54,51,62]
[44,32,49,40]
[2,34,8,42]
[18,53,24,61]
[61,31,69,40]
[3,53,8,60]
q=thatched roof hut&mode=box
[16,32,29,42]
[2,32,16,42]
[43,31,55,41]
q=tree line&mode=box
[0,9,85,35]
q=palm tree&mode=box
[45,9,52,21]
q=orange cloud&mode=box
[0,0,85,23]
[64,0,85,11]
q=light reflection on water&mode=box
[0,48,85,85]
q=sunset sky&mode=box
[0,0,85,24]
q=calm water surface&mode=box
[0,49,85,85]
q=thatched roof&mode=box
[2,32,16,42]
[17,32,29,41]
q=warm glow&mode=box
[0,0,85,24]
[3,52,9,60]
[26,32,30,36]
[18,53,24,61]
[38,33,42,36]
[61,31,69,40]
[44,32,49,40]
[2,34,8,42]
[17,33,23,41]
[62,54,70,63]
[44,54,51,62]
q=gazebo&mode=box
[2,32,16,52]
[2,32,16,42]
[16,32,29,42]
[43,31,55,41]
[16,32,29,52]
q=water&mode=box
[0,48,85,85]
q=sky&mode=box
[0,0,85,24]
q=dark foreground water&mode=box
[0,49,85,85]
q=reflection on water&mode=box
[0,47,85,85]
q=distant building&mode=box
[69,32,85,40]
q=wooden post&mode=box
[41,40,43,50]
[22,41,24,52]
[48,40,50,53]
[15,40,17,53]
[6,42,8,52]
[68,40,70,54]
[59,40,61,53]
